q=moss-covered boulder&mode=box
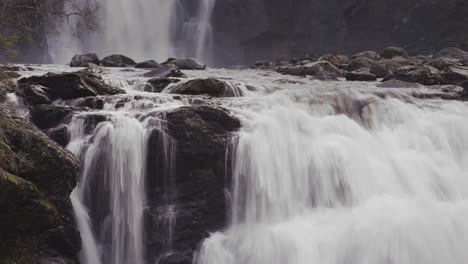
[0,112,80,264]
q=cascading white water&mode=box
[68,115,148,264]
[195,85,468,264]
[21,63,468,264]
[50,0,217,64]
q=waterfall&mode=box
[22,61,468,264]
[68,115,148,264]
[50,0,216,64]
[194,87,468,264]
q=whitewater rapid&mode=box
[19,64,468,264]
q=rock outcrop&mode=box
[101,54,136,67]
[145,105,240,263]
[168,78,239,97]
[17,69,124,103]
[165,58,207,70]
[0,112,80,264]
[70,53,100,67]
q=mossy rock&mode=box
[0,112,80,263]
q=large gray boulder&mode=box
[169,78,239,97]
[70,53,100,67]
[165,58,207,70]
[389,65,443,85]
[101,54,136,67]
[17,69,125,103]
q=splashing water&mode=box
[21,64,468,264]
[195,84,468,264]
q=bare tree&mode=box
[0,0,100,59]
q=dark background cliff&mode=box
[210,0,468,65]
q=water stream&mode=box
[19,64,468,264]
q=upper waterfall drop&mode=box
[49,0,217,65]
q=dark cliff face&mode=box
[211,0,468,65]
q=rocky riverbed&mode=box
[1,46,468,264]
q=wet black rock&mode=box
[29,104,84,130]
[165,58,206,70]
[442,66,468,85]
[277,65,303,76]
[143,64,186,78]
[17,70,125,103]
[101,54,136,67]
[346,57,377,72]
[169,78,238,97]
[73,97,105,110]
[381,47,409,59]
[16,84,53,105]
[145,78,181,93]
[370,57,414,78]
[317,54,347,67]
[301,61,343,77]
[389,65,443,85]
[425,57,460,70]
[345,69,377,81]
[70,53,100,67]
[135,60,161,69]
[277,60,343,78]
[0,114,80,263]
[48,125,71,147]
[144,105,240,262]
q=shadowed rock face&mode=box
[0,114,80,264]
[210,0,468,65]
[144,105,241,263]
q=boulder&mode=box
[0,114,80,263]
[29,105,84,130]
[345,69,377,81]
[169,78,239,97]
[70,53,100,67]
[16,84,53,105]
[72,97,105,110]
[350,51,380,61]
[390,65,443,85]
[135,60,161,69]
[433,47,468,60]
[317,54,346,66]
[381,47,409,59]
[458,80,468,99]
[370,57,414,78]
[101,54,136,67]
[277,65,304,76]
[442,66,468,85]
[17,70,124,103]
[165,58,206,70]
[145,78,181,93]
[301,60,343,77]
[425,57,460,70]
[143,64,186,78]
[144,106,240,261]
[310,71,340,81]
[346,57,377,72]
[377,79,424,88]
